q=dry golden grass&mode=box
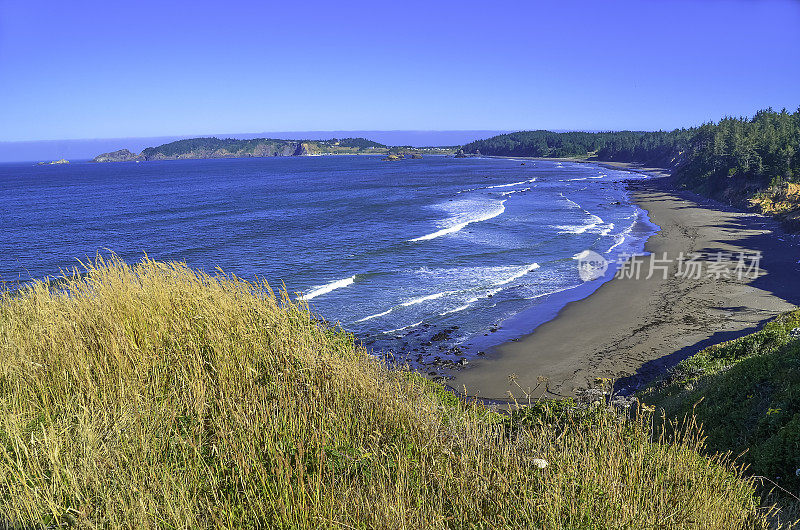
[0,257,775,528]
[751,182,800,214]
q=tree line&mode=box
[463,108,800,197]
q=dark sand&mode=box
[450,162,800,400]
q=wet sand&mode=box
[450,162,800,400]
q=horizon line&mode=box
[1,127,662,145]
[1,130,512,144]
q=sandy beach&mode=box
[450,162,800,400]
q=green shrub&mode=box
[642,309,800,492]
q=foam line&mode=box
[485,180,528,189]
[302,275,356,300]
[355,290,456,323]
[494,263,540,285]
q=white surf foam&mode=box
[355,290,456,323]
[599,222,615,237]
[302,275,356,300]
[606,212,640,252]
[607,234,626,252]
[557,212,604,235]
[381,320,424,335]
[567,175,604,181]
[355,307,393,323]
[556,195,617,236]
[556,222,598,235]
[485,180,528,189]
[409,199,507,242]
[500,187,531,196]
[560,193,583,209]
[401,290,453,306]
[459,178,535,195]
[525,285,580,300]
[363,262,541,329]
[438,303,473,316]
[494,263,540,286]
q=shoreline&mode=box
[449,160,800,400]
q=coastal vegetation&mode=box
[0,257,773,528]
[463,108,800,226]
[140,137,306,159]
[751,183,800,230]
[462,130,673,161]
[332,137,386,149]
[641,308,800,496]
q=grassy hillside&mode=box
[641,308,800,495]
[0,258,773,528]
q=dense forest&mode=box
[461,131,661,161]
[671,109,799,193]
[463,108,800,216]
[332,137,387,149]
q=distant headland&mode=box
[92,137,454,162]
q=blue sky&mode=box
[1,0,798,142]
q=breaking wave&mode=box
[410,199,507,242]
[302,275,356,300]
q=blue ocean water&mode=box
[0,156,656,367]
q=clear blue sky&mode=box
[1,0,798,142]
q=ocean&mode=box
[0,155,657,369]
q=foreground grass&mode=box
[0,258,772,528]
